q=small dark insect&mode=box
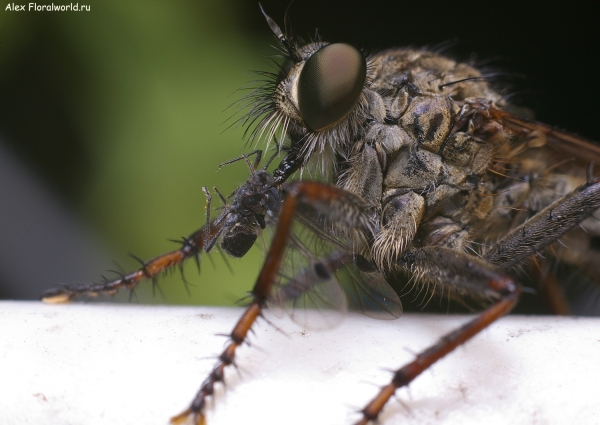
[42,4,600,425]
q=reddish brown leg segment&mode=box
[355,276,520,424]
[170,302,263,425]
[171,181,357,425]
[40,160,281,304]
[41,224,223,303]
[355,179,600,423]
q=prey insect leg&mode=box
[355,178,600,424]
[171,181,374,425]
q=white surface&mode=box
[1,301,599,425]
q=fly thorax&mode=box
[440,132,493,175]
[383,148,445,192]
[399,95,459,153]
[364,124,412,158]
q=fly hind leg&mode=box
[356,247,520,425]
[355,178,600,424]
[483,178,600,269]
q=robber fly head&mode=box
[243,5,373,167]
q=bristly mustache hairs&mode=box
[237,2,377,181]
[232,3,300,157]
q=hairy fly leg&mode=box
[484,177,600,312]
[41,151,280,303]
[170,181,381,425]
[357,248,519,425]
[483,178,600,269]
[40,226,217,303]
[354,178,600,424]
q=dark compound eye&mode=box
[298,43,366,131]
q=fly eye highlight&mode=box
[298,43,366,131]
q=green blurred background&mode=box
[0,0,598,306]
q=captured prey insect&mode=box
[41,4,600,425]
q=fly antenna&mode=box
[283,0,296,40]
[259,3,302,63]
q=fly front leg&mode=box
[41,153,280,303]
[371,191,425,271]
[171,181,374,425]
[340,139,427,272]
[41,224,220,303]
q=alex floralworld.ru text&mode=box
[5,3,90,11]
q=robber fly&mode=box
[42,4,600,425]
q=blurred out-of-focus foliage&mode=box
[1,0,598,307]
[0,1,275,304]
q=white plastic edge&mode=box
[1,301,599,425]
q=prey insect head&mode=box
[218,170,280,258]
[210,152,280,258]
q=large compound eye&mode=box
[298,43,366,131]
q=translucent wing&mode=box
[488,106,600,168]
[268,233,347,330]
[335,264,402,320]
[267,210,402,330]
